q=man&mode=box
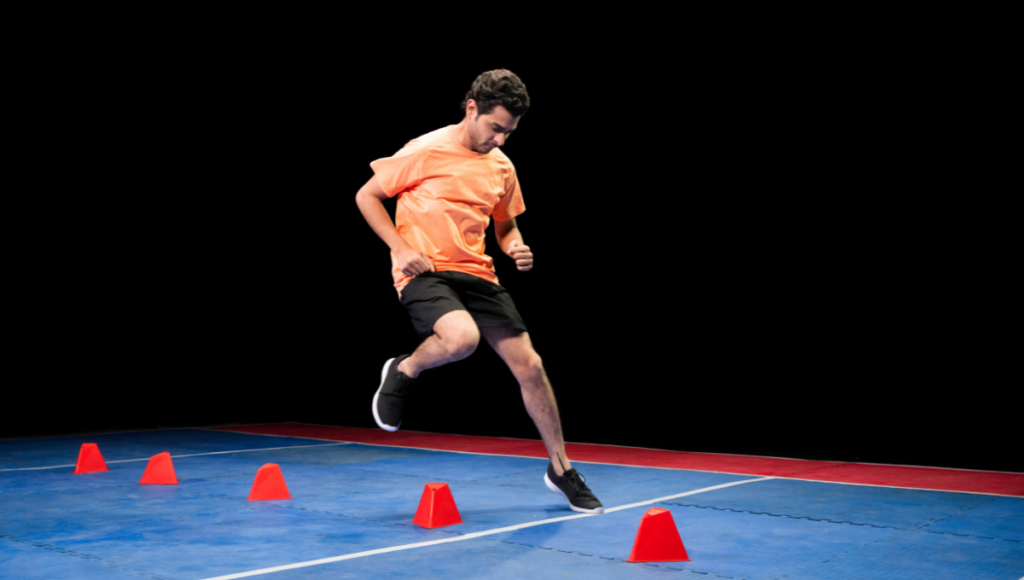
[354,70,603,514]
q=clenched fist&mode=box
[508,241,533,272]
[395,246,435,277]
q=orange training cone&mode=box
[139,452,178,485]
[247,463,292,501]
[627,508,691,563]
[73,443,109,474]
[411,482,463,529]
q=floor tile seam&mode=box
[269,503,429,526]
[0,533,174,579]
[123,504,275,525]
[0,505,279,536]
[916,495,999,530]
[340,464,546,487]
[0,470,279,492]
[334,466,443,481]
[5,503,471,539]
[792,523,1024,574]
[785,527,905,577]
[266,503,583,537]
[657,503,1019,542]
[478,535,744,577]
[659,501,912,530]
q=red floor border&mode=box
[209,423,1024,497]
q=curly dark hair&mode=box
[460,69,530,118]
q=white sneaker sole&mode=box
[544,472,604,514]
[372,358,400,432]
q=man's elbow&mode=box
[355,187,375,205]
[356,180,389,204]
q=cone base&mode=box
[411,517,464,529]
[627,555,692,563]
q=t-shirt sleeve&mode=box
[369,141,429,198]
[493,167,525,222]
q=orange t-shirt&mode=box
[370,125,526,295]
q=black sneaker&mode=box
[373,355,416,432]
[544,463,604,514]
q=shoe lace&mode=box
[566,471,589,492]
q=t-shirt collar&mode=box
[447,125,487,157]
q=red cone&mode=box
[411,482,463,529]
[627,508,691,563]
[139,452,178,485]
[247,463,292,501]
[73,443,109,474]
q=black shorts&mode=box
[399,271,528,339]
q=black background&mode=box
[9,48,1017,474]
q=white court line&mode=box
[197,476,773,580]
[0,443,349,472]
[602,477,775,513]
[240,422,1024,475]
[194,430,1024,499]
[775,476,1023,498]
[195,427,358,444]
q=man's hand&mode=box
[508,241,533,272]
[395,245,435,277]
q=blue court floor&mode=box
[1,429,1022,579]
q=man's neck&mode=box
[451,119,475,152]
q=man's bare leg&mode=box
[398,310,479,378]
[480,327,572,476]
[374,310,481,433]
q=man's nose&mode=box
[494,133,506,146]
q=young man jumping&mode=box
[354,69,603,514]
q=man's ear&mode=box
[466,99,476,119]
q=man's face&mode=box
[467,101,520,154]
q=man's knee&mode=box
[516,353,546,385]
[434,313,480,360]
[446,326,480,360]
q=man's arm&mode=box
[494,218,533,271]
[355,176,434,276]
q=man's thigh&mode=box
[454,274,528,335]
[399,274,468,339]
[403,272,527,339]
